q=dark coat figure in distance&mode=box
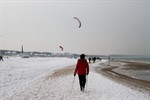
[88,57,91,63]
[92,57,96,63]
[108,56,110,66]
[74,54,89,91]
[0,56,4,61]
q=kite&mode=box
[74,17,81,28]
[59,46,64,51]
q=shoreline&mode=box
[95,60,150,92]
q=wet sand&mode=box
[45,62,150,93]
[95,61,150,92]
[49,62,150,92]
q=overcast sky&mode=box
[0,0,150,55]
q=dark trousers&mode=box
[78,75,86,91]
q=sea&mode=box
[108,55,150,82]
[108,55,150,63]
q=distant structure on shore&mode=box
[22,45,23,54]
[20,45,29,58]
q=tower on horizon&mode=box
[21,45,23,53]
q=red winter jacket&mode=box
[74,59,89,75]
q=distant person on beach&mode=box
[0,56,4,61]
[92,57,96,63]
[108,56,110,66]
[88,57,91,63]
[74,54,89,91]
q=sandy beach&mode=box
[1,58,150,100]
[96,61,150,92]
[50,60,150,93]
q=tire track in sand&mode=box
[45,65,75,80]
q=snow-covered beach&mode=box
[0,57,76,99]
[0,57,150,100]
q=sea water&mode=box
[108,55,150,82]
[109,55,150,63]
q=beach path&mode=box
[6,62,150,100]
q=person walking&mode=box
[88,57,91,63]
[0,56,4,61]
[74,54,89,91]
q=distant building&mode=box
[20,45,29,58]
